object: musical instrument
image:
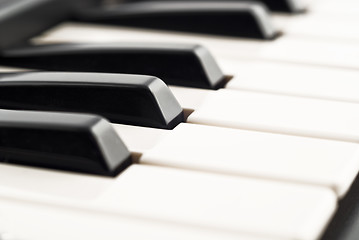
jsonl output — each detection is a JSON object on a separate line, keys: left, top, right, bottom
{"left": 0, "top": 0, "right": 358, "bottom": 239}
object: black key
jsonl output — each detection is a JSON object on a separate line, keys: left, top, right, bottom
{"left": 74, "top": 1, "right": 279, "bottom": 39}
{"left": 0, "top": 0, "right": 76, "bottom": 50}
{"left": 0, "top": 72, "right": 184, "bottom": 129}
{"left": 0, "top": 110, "right": 132, "bottom": 176}
{"left": 252, "top": 0, "right": 306, "bottom": 13}
{"left": 116, "top": 0, "right": 306, "bottom": 13}
{"left": 0, "top": 43, "right": 226, "bottom": 89}
{"left": 320, "top": 173, "right": 359, "bottom": 240}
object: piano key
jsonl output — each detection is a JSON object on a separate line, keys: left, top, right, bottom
{"left": 308, "top": 0, "right": 359, "bottom": 18}
{"left": 0, "top": 42, "right": 227, "bottom": 89}
{"left": 271, "top": 14, "right": 359, "bottom": 42}
{"left": 115, "top": 123, "right": 359, "bottom": 197}
{"left": 0, "top": 232, "right": 18, "bottom": 240}
{"left": 319, "top": 174, "right": 359, "bottom": 240}
{"left": 221, "top": 59, "right": 359, "bottom": 104}
{"left": 0, "top": 197, "right": 273, "bottom": 240}
{"left": 0, "top": 0, "right": 76, "bottom": 50}
{"left": 0, "top": 71, "right": 184, "bottom": 129}
{"left": 35, "top": 23, "right": 359, "bottom": 70}
{"left": 255, "top": 0, "right": 307, "bottom": 12}
{"left": 0, "top": 163, "right": 337, "bottom": 240}
{"left": 168, "top": 88, "right": 359, "bottom": 143}
{"left": 74, "top": 1, "right": 278, "bottom": 39}
{"left": 0, "top": 110, "right": 132, "bottom": 176}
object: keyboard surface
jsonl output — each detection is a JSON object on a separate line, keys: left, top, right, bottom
{"left": 1, "top": 0, "right": 359, "bottom": 239}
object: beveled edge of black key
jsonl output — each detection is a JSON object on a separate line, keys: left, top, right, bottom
{"left": 0, "top": 42, "right": 227, "bottom": 89}
{"left": 0, "top": 71, "right": 184, "bottom": 129}
{"left": 0, "top": 109, "right": 132, "bottom": 176}
{"left": 75, "top": 1, "right": 279, "bottom": 39}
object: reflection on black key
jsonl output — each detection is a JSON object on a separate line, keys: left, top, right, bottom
{"left": 0, "top": 72, "right": 184, "bottom": 129}
{"left": 0, "top": 0, "right": 75, "bottom": 49}
{"left": 0, "top": 43, "right": 226, "bottom": 89}
{"left": 117, "top": 0, "right": 306, "bottom": 13}
{"left": 0, "top": 110, "right": 132, "bottom": 176}
{"left": 74, "top": 1, "right": 278, "bottom": 39}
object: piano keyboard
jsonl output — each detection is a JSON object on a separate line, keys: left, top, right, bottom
{"left": 0, "top": 0, "right": 359, "bottom": 239}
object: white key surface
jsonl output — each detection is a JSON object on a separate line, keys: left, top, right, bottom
{"left": 222, "top": 59, "right": 359, "bottom": 104}
{"left": 140, "top": 123, "right": 359, "bottom": 197}
{"left": 0, "top": 164, "right": 336, "bottom": 240}
{"left": 185, "top": 89, "right": 359, "bottom": 143}
{"left": 273, "top": 14, "right": 359, "bottom": 42}
{"left": 0, "top": 196, "right": 267, "bottom": 240}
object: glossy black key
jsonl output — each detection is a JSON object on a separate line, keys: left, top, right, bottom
{"left": 0, "top": 110, "right": 132, "bottom": 176}
{"left": 0, "top": 43, "right": 226, "bottom": 89}
{"left": 0, "top": 72, "right": 184, "bottom": 129}
{"left": 117, "top": 0, "right": 307, "bottom": 13}
{"left": 74, "top": 1, "right": 278, "bottom": 39}
{"left": 253, "top": 0, "right": 306, "bottom": 13}
{"left": 0, "top": 0, "right": 75, "bottom": 50}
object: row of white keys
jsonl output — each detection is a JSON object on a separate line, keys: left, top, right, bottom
{"left": 115, "top": 123, "right": 359, "bottom": 197}
{"left": 0, "top": 163, "right": 336, "bottom": 240}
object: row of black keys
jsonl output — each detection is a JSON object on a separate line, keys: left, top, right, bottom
{"left": 0, "top": 72, "right": 179, "bottom": 177}
{"left": 0, "top": 0, "right": 305, "bottom": 175}
{"left": 0, "top": 0, "right": 304, "bottom": 177}
{"left": 0, "top": 0, "right": 302, "bottom": 51}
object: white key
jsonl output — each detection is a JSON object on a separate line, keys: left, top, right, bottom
{"left": 0, "top": 196, "right": 265, "bottom": 240}
{"left": 272, "top": 14, "right": 359, "bottom": 42}
{"left": 258, "top": 37, "right": 359, "bottom": 69}
{"left": 0, "top": 164, "right": 336, "bottom": 240}
{"left": 177, "top": 89, "right": 359, "bottom": 143}
{"left": 95, "top": 165, "right": 337, "bottom": 240}
{"left": 309, "top": 0, "right": 359, "bottom": 17}
{"left": 137, "top": 123, "right": 359, "bottom": 197}
{"left": 222, "top": 59, "right": 359, "bottom": 104}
